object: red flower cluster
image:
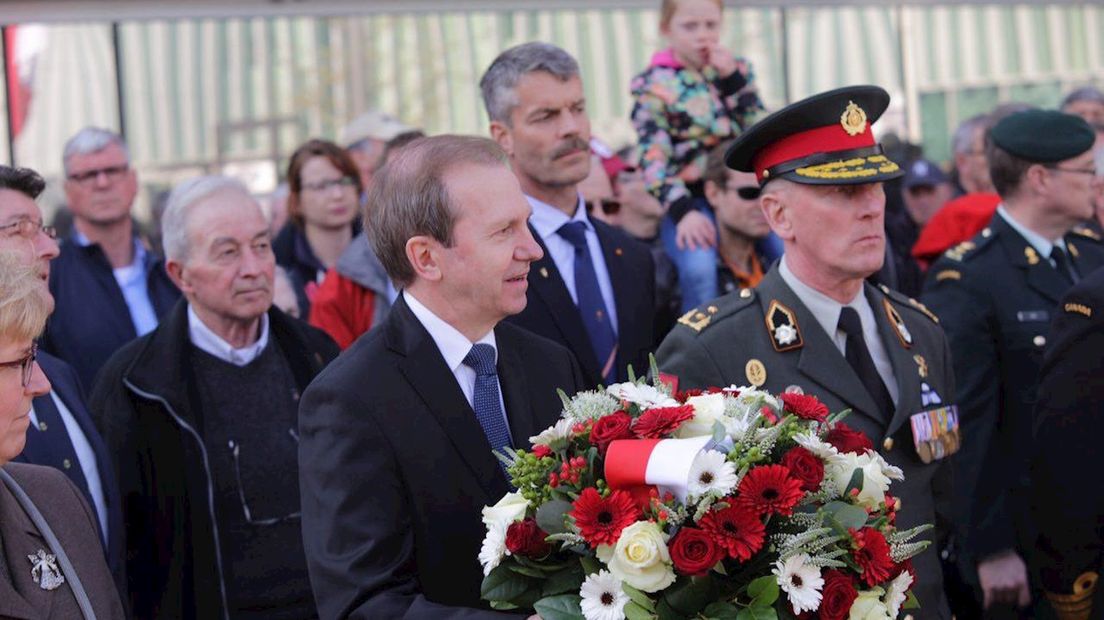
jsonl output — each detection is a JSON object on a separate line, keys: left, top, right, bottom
{"left": 632, "top": 405, "right": 695, "bottom": 439}
{"left": 736, "top": 464, "right": 805, "bottom": 516}
{"left": 505, "top": 519, "right": 551, "bottom": 558}
{"left": 570, "top": 488, "right": 638, "bottom": 548}
{"left": 589, "top": 412, "right": 633, "bottom": 454}
{"left": 668, "top": 527, "right": 723, "bottom": 576}
{"left": 549, "top": 456, "right": 588, "bottom": 488}
{"left": 698, "top": 504, "right": 765, "bottom": 561}
{"left": 825, "top": 422, "right": 873, "bottom": 454}
{"left": 531, "top": 444, "right": 552, "bottom": 459}
{"left": 851, "top": 527, "right": 896, "bottom": 587}
{"left": 780, "top": 447, "right": 824, "bottom": 492}
{"left": 819, "top": 569, "right": 859, "bottom": 620}
{"left": 780, "top": 393, "right": 829, "bottom": 422}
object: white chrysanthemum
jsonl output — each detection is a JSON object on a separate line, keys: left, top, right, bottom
{"left": 826, "top": 452, "right": 892, "bottom": 509}
{"left": 579, "top": 570, "right": 631, "bottom": 620}
{"left": 687, "top": 450, "right": 738, "bottom": 497}
{"left": 565, "top": 390, "right": 622, "bottom": 422}
{"left": 884, "top": 570, "right": 914, "bottom": 616}
{"left": 773, "top": 553, "right": 824, "bottom": 615}
{"left": 478, "top": 519, "right": 508, "bottom": 576}
{"left": 730, "top": 386, "right": 782, "bottom": 411}
{"left": 793, "top": 432, "right": 840, "bottom": 460}
{"left": 870, "top": 451, "right": 905, "bottom": 481}
{"left": 606, "top": 382, "right": 678, "bottom": 408}
{"left": 529, "top": 417, "right": 574, "bottom": 448}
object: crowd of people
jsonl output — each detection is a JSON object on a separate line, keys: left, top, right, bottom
{"left": 1, "top": 0, "right": 1103, "bottom": 618}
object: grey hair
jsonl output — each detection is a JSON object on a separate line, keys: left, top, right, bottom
{"left": 161, "top": 175, "right": 255, "bottom": 263}
{"left": 62, "top": 127, "right": 130, "bottom": 174}
{"left": 1062, "top": 86, "right": 1104, "bottom": 110}
{"left": 479, "top": 42, "right": 580, "bottom": 124}
{"left": 951, "top": 114, "right": 990, "bottom": 155}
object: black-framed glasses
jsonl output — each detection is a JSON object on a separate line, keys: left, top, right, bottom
{"left": 726, "top": 185, "right": 761, "bottom": 200}
{"left": 227, "top": 429, "right": 302, "bottom": 526}
{"left": 585, "top": 198, "right": 621, "bottom": 215}
{"left": 66, "top": 164, "right": 129, "bottom": 185}
{"left": 1046, "top": 166, "right": 1098, "bottom": 177}
{"left": 301, "top": 176, "right": 357, "bottom": 193}
{"left": 0, "top": 342, "right": 37, "bottom": 387}
{"left": 0, "top": 219, "right": 57, "bottom": 240}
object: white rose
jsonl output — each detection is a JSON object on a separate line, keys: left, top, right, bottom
{"left": 604, "top": 521, "right": 676, "bottom": 593}
{"left": 481, "top": 492, "right": 528, "bottom": 527}
{"left": 827, "top": 452, "right": 891, "bottom": 508}
{"left": 675, "top": 393, "right": 726, "bottom": 438}
{"left": 850, "top": 588, "right": 891, "bottom": 620}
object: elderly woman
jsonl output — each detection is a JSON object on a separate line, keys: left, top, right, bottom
{"left": 0, "top": 254, "right": 125, "bottom": 619}
{"left": 274, "top": 139, "right": 363, "bottom": 318}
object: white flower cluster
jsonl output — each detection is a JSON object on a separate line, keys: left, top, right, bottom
{"left": 606, "top": 381, "right": 678, "bottom": 408}
{"left": 562, "top": 390, "right": 622, "bottom": 423}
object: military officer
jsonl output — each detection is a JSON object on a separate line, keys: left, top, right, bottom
{"left": 1030, "top": 265, "right": 1104, "bottom": 620}
{"left": 921, "top": 109, "right": 1104, "bottom": 617}
{"left": 657, "top": 85, "right": 956, "bottom": 620}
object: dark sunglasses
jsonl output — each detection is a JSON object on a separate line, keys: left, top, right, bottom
{"left": 728, "top": 185, "right": 761, "bottom": 200}
{"left": 586, "top": 198, "right": 621, "bottom": 215}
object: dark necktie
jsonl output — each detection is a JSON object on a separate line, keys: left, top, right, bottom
{"left": 462, "top": 344, "right": 513, "bottom": 472}
{"left": 838, "top": 307, "right": 895, "bottom": 419}
{"left": 24, "top": 394, "right": 95, "bottom": 513}
{"left": 1050, "top": 246, "right": 1079, "bottom": 284}
{"left": 556, "top": 221, "right": 618, "bottom": 383}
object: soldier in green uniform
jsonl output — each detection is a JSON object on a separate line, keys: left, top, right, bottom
{"left": 657, "top": 85, "right": 956, "bottom": 619}
{"left": 921, "top": 110, "right": 1104, "bottom": 617}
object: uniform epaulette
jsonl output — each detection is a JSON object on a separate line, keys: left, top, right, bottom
{"left": 1070, "top": 225, "right": 1102, "bottom": 241}
{"left": 676, "top": 288, "right": 757, "bottom": 334}
{"left": 877, "top": 284, "right": 940, "bottom": 324}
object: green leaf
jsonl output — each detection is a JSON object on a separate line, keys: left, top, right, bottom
{"left": 702, "top": 601, "right": 741, "bottom": 620}
{"left": 622, "top": 583, "right": 657, "bottom": 612}
{"left": 822, "top": 500, "right": 869, "bottom": 531}
{"left": 507, "top": 564, "right": 548, "bottom": 578}
{"left": 533, "top": 594, "right": 585, "bottom": 620}
{"left": 736, "top": 607, "right": 778, "bottom": 620}
{"left": 904, "top": 589, "right": 921, "bottom": 609}
{"left": 712, "top": 420, "right": 727, "bottom": 444}
{"left": 844, "top": 468, "right": 864, "bottom": 495}
{"left": 746, "top": 575, "right": 779, "bottom": 606}
{"left": 536, "top": 500, "right": 574, "bottom": 535}
{"left": 662, "top": 575, "right": 717, "bottom": 616}
{"left": 481, "top": 564, "right": 532, "bottom": 602}
{"left": 542, "top": 564, "right": 584, "bottom": 597}
{"left": 579, "top": 555, "right": 602, "bottom": 576}
{"left": 625, "top": 601, "right": 656, "bottom": 620}
{"left": 489, "top": 600, "right": 518, "bottom": 611}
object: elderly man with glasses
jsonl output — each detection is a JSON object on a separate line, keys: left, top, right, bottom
{"left": 42, "top": 127, "right": 179, "bottom": 391}
{"left": 89, "top": 176, "right": 338, "bottom": 620}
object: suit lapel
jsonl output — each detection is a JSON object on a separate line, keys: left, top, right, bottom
{"left": 390, "top": 298, "right": 510, "bottom": 499}
{"left": 0, "top": 477, "right": 51, "bottom": 619}
{"left": 992, "top": 215, "right": 1067, "bottom": 304}
{"left": 867, "top": 286, "right": 923, "bottom": 437}
{"left": 495, "top": 329, "right": 539, "bottom": 449}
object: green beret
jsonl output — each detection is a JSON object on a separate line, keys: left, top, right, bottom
{"left": 989, "top": 110, "right": 1096, "bottom": 163}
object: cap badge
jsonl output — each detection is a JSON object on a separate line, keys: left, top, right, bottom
{"left": 840, "top": 101, "right": 868, "bottom": 137}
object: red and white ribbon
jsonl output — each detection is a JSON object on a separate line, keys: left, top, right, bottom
{"left": 604, "top": 436, "right": 712, "bottom": 503}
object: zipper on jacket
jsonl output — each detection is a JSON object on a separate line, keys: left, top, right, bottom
{"left": 122, "top": 379, "right": 230, "bottom": 620}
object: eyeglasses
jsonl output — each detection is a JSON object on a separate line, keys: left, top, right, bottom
{"left": 1046, "top": 166, "right": 1098, "bottom": 177}
{"left": 726, "top": 185, "right": 762, "bottom": 200}
{"left": 0, "top": 219, "right": 57, "bottom": 240}
{"left": 66, "top": 164, "right": 129, "bottom": 185}
{"left": 585, "top": 198, "right": 621, "bottom": 215}
{"left": 301, "top": 176, "right": 357, "bottom": 193}
{"left": 227, "top": 429, "right": 302, "bottom": 526}
{"left": 0, "top": 343, "right": 37, "bottom": 388}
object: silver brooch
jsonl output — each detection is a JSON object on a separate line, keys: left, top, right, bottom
{"left": 27, "top": 549, "right": 65, "bottom": 590}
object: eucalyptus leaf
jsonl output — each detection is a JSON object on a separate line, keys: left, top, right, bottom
{"left": 536, "top": 500, "right": 574, "bottom": 535}
{"left": 625, "top": 601, "right": 657, "bottom": 620}
{"left": 481, "top": 564, "right": 533, "bottom": 603}
{"left": 822, "top": 500, "right": 869, "bottom": 531}
{"left": 533, "top": 594, "right": 585, "bottom": 620}
{"left": 844, "top": 468, "right": 864, "bottom": 495}
{"left": 622, "top": 583, "right": 657, "bottom": 612}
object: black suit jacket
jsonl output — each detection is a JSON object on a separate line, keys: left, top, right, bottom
{"left": 508, "top": 217, "right": 656, "bottom": 388}
{"left": 299, "top": 295, "right": 585, "bottom": 619}
{"left": 14, "top": 351, "right": 125, "bottom": 600}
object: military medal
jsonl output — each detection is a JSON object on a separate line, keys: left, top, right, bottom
{"left": 27, "top": 549, "right": 64, "bottom": 591}
{"left": 909, "top": 405, "right": 960, "bottom": 464}
{"left": 913, "top": 354, "right": 928, "bottom": 378}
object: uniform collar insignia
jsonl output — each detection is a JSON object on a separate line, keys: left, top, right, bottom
{"left": 765, "top": 300, "right": 803, "bottom": 352}
{"left": 882, "top": 298, "right": 913, "bottom": 348}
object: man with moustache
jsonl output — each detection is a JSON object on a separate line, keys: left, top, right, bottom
{"left": 90, "top": 177, "right": 338, "bottom": 619}
{"left": 481, "top": 42, "right": 656, "bottom": 388}
{"left": 658, "top": 86, "right": 956, "bottom": 619}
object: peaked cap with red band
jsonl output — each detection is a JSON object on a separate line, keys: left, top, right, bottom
{"left": 725, "top": 85, "right": 903, "bottom": 186}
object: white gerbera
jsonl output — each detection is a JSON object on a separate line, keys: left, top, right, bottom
{"left": 793, "top": 431, "right": 839, "bottom": 460}
{"left": 773, "top": 553, "right": 824, "bottom": 615}
{"left": 687, "top": 450, "right": 738, "bottom": 497}
{"left": 579, "top": 569, "right": 631, "bottom": 620}
{"left": 884, "top": 569, "right": 914, "bottom": 616}
{"left": 606, "top": 382, "right": 678, "bottom": 408}
{"left": 478, "top": 519, "right": 508, "bottom": 576}
{"left": 529, "top": 417, "right": 574, "bottom": 448}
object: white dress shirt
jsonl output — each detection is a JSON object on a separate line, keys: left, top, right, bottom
{"left": 187, "top": 305, "right": 271, "bottom": 366}
{"left": 996, "top": 205, "right": 1069, "bottom": 267}
{"left": 779, "top": 256, "right": 899, "bottom": 407}
{"left": 75, "top": 232, "right": 159, "bottom": 336}
{"left": 526, "top": 194, "right": 619, "bottom": 334}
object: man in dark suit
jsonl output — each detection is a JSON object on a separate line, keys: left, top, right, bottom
{"left": 922, "top": 110, "right": 1104, "bottom": 616}
{"left": 657, "top": 86, "right": 954, "bottom": 619}
{"left": 480, "top": 42, "right": 656, "bottom": 388}
{"left": 299, "top": 135, "right": 584, "bottom": 619}
{"left": 0, "top": 165, "right": 125, "bottom": 597}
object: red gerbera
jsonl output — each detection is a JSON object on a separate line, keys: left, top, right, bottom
{"left": 699, "top": 503, "right": 766, "bottom": 561}
{"left": 569, "top": 488, "right": 639, "bottom": 548}
{"left": 632, "top": 405, "right": 695, "bottom": 439}
{"left": 780, "top": 392, "right": 830, "bottom": 422}
{"left": 736, "top": 464, "right": 805, "bottom": 516}
{"left": 851, "top": 527, "right": 896, "bottom": 587}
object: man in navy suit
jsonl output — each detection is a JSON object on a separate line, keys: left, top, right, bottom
{"left": 481, "top": 42, "right": 656, "bottom": 388}
{"left": 299, "top": 135, "right": 584, "bottom": 618}
{"left": 0, "top": 165, "right": 124, "bottom": 596}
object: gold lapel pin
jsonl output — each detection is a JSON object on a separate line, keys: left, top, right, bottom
{"left": 745, "top": 359, "right": 767, "bottom": 387}
{"left": 539, "top": 267, "right": 549, "bottom": 278}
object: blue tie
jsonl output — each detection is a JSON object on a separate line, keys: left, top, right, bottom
{"left": 557, "top": 221, "right": 618, "bottom": 383}
{"left": 462, "top": 344, "right": 513, "bottom": 470}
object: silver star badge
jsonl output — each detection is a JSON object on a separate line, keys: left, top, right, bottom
{"left": 27, "top": 549, "right": 64, "bottom": 591}
{"left": 774, "top": 324, "right": 798, "bottom": 346}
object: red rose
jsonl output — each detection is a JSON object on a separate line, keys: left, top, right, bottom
{"left": 632, "top": 405, "right": 695, "bottom": 439}
{"left": 780, "top": 392, "right": 830, "bottom": 421}
{"left": 589, "top": 412, "right": 633, "bottom": 454}
{"left": 676, "top": 388, "right": 704, "bottom": 400}
{"left": 819, "top": 569, "right": 859, "bottom": 620}
{"left": 505, "top": 518, "right": 551, "bottom": 558}
{"left": 825, "top": 422, "right": 873, "bottom": 454}
{"left": 780, "top": 447, "right": 825, "bottom": 492}
{"left": 531, "top": 444, "right": 552, "bottom": 459}
{"left": 669, "top": 527, "right": 723, "bottom": 576}
{"left": 851, "top": 527, "right": 895, "bottom": 586}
